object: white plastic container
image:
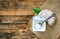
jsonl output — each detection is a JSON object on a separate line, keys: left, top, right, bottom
{"left": 32, "top": 16, "right": 46, "bottom": 32}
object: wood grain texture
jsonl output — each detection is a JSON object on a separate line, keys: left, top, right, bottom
{"left": 0, "top": 0, "right": 45, "bottom": 15}
{"left": 0, "top": 0, "right": 46, "bottom": 39}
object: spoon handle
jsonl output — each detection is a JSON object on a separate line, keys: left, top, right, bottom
{"left": 42, "top": 13, "right": 55, "bottom": 23}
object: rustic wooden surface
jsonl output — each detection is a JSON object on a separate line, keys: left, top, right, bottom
{"left": 0, "top": 0, "right": 45, "bottom": 15}
{"left": 0, "top": 0, "right": 46, "bottom": 39}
